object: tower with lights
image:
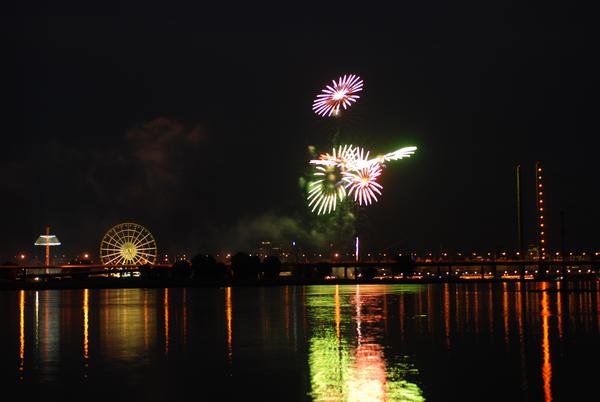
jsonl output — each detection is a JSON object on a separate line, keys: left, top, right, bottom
{"left": 34, "top": 226, "right": 61, "bottom": 269}
{"left": 535, "top": 162, "right": 546, "bottom": 259}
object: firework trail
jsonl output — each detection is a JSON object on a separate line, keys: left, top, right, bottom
{"left": 380, "top": 146, "right": 418, "bottom": 163}
{"left": 312, "top": 75, "right": 363, "bottom": 117}
{"left": 353, "top": 146, "right": 418, "bottom": 169}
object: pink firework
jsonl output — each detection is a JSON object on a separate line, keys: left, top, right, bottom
{"left": 312, "top": 74, "right": 363, "bottom": 117}
{"left": 343, "top": 162, "right": 383, "bottom": 206}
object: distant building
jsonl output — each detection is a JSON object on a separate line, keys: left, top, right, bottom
{"left": 253, "top": 240, "right": 293, "bottom": 262}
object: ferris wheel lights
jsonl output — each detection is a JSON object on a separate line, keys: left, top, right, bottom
{"left": 100, "top": 223, "right": 157, "bottom": 266}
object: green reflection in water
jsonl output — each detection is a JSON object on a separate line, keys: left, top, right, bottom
{"left": 309, "top": 335, "right": 350, "bottom": 400}
{"left": 385, "top": 359, "right": 425, "bottom": 401}
{"left": 307, "top": 285, "right": 425, "bottom": 402}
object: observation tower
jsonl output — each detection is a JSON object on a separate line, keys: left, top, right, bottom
{"left": 34, "top": 226, "right": 61, "bottom": 268}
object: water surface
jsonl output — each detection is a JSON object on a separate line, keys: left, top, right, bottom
{"left": 1, "top": 282, "right": 599, "bottom": 401}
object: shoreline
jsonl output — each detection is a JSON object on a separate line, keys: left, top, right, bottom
{"left": 1, "top": 276, "right": 598, "bottom": 291}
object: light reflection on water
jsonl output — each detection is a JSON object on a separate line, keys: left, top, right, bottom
{"left": 226, "top": 287, "right": 232, "bottom": 362}
{"left": 19, "top": 290, "right": 24, "bottom": 378}
{"left": 97, "top": 289, "right": 155, "bottom": 366}
{"left": 83, "top": 288, "right": 89, "bottom": 375}
{"left": 2, "top": 282, "right": 600, "bottom": 401}
{"left": 164, "top": 288, "right": 169, "bottom": 355}
{"left": 307, "top": 285, "right": 424, "bottom": 401}
{"left": 541, "top": 283, "right": 552, "bottom": 402}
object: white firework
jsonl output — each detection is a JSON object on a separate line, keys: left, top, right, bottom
{"left": 309, "top": 144, "right": 358, "bottom": 168}
{"left": 307, "top": 145, "right": 358, "bottom": 214}
{"left": 306, "top": 144, "right": 417, "bottom": 213}
{"left": 343, "top": 161, "right": 383, "bottom": 206}
{"left": 307, "top": 164, "right": 346, "bottom": 215}
{"left": 312, "top": 74, "right": 363, "bottom": 117}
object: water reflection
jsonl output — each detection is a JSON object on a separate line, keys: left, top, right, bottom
{"left": 44, "top": 291, "right": 59, "bottom": 375}
{"left": 503, "top": 282, "right": 510, "bottom": 344}
{"left": 284, "top": 286, "right": 290, "bottom": 339}
{"left": 164, "top": 288, "right": 169, "bottom": 355}
{"left": 541, "top": 284, "right": 553, "bottom": 402}
{"left": 556, "top": 282, "right": 563, "bottom": 340}
{"left": 96, "top": 289, "right": 155, "bottom": 366}
{"left": 226, "top": 287, "right": 233, "bottom": 362}
{"left": 3, "top": 282, "right": 599, "bottom": 401}
{"left": 516, "top": 282, "right": 528, "bottom": 397}
{"left": 34, "top": 291, "right": 39, "bottom": 352}
{"left": 19, "top": 290, "right": 24, "bottom": 379}
{"left": 144, "top": 290, "right": 149, "bottom": 349}
{"left": 83, "top": 289, "right": 89, "bottom": 370}
{"left": 443, "top": 283, "right": 450, "bottom": 349}
{"left": 488, "top": 283, "right": 494, "bottom": 338}
{"left": 597, "top": 290, "right": 600, "bottom": 334}
{"left": 183, "top": 288, "right": 187, "bottom": 349}
{"left": 473, "top": 284, "right": 479, "bottom": 340}
{"left": 307, "top": 285, "right": 425, "bottom": 401}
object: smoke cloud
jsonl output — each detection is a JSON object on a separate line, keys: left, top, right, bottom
{"left": 211, "top": 208, "right": 356, "bottom": 254}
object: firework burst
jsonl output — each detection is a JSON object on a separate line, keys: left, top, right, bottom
{"left": 310, "top": 144, "right": 357, "bottom": 168}
{"left": 306, "top": 145, "right": 358, "bottom": 214}
{"left": 312, "top": 74, "right": 363, "bottom": 117}
{"left": 342, "top": 148, "right": 384, "bottom": 206}
{"left": 307, "top": 164, "right": 346, "bottom": 215}
{"left": 306, "top": 143, "right": 416, "bottom": 214}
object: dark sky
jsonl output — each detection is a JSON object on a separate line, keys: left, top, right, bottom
{"left": 1, "top": 2, "right": 597, "bottom": 259}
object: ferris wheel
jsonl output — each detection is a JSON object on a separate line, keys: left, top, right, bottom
{"left": 99, "top": 223, "right": 157, "bottom": 266}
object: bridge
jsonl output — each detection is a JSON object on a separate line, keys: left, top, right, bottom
{"left": 1, "top": 258, "right": 598, "bottom": 283}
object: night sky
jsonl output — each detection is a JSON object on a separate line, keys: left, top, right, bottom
{"left": 1, "top": 3, "right": 596, "bottom": 259}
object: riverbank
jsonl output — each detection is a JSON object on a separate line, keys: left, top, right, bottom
{"left": 1, "top": 275, "right": 598, "bottom": 291}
